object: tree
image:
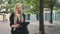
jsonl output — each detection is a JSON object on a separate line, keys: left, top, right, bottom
{"left": 25, "top": 0, "right": 39, "bottom": 14}
{"left": 44, "top": 0, "right": 57, "bottom": 23}
{"left": 0, "top": 0, "right": 2, "bottom": 4}
{"left": 39, "top": 0, "right": 45, "bottom": 34}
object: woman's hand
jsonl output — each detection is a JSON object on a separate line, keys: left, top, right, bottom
{"left": 17, "top": 24, "right": 22, "bottom": 28}
{"left": 12, "top": 24, "right": 22, "bottom": 28}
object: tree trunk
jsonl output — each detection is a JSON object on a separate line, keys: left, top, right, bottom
{"left": 39, "top": 0, "right": 45, "bottom": 34}
{"left": 50, "top": 0, "right": 53, "bottom": 23}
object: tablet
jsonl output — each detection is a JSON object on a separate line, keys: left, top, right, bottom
{"left": 19, "top": 22, "right": 30, "bottom": 26}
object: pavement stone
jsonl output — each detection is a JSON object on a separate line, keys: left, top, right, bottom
{"left": 0, "top": 21, "right": 60, "bottom": 34}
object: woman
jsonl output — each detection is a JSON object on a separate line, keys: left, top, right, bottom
{"left": 9, "top": 3, "right": 29, "bottom": 34}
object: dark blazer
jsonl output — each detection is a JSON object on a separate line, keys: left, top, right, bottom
{"left": 9, "top": 12, "right": 29, "bottom": 34}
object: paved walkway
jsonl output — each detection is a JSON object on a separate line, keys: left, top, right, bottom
{"left": 0, "top": 21, "right": 60, "bottom": 34}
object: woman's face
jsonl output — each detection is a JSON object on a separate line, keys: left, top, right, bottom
{"left": 16, "top": 5, "right": 22, "bottom": 14}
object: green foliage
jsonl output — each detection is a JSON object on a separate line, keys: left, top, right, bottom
{"left": 24, "top": 0, "right": 39, "bottom": 14}
{"left": 0, "top": 0, "right": 2, "bottom": 4}
{"left": 1, "top": 0, "right": 60, "bottom": 13}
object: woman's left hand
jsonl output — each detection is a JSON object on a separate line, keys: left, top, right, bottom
{"left": 17, "top": 24, "right": 22, "bottom": 28}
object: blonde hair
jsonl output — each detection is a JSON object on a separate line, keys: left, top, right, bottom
{"left": 13, "top": 3, "right": 24, "bottom": 30}
{"left": 14, "top": 3, "right": 22, "bottom": 14}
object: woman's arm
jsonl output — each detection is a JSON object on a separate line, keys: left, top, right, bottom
{"left": 9, "top": 12, "right": 14, "bottom": 27}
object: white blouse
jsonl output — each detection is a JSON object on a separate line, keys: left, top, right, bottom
{"left": 17, "top": 14, "right": 21, "bottom": 22}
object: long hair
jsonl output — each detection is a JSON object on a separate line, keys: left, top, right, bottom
{"left": 13, "top": 3, "right": 24, "bottom": 30}
{"left": 14, "top": 3, "right": 23, "bottom": 24}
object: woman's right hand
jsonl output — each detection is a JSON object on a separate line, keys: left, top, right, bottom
{"left": 12, "top": 24, "right": 22, "bottom": 28}
{"left": 12, "top": 25, "right": 18, "bottom": 28}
